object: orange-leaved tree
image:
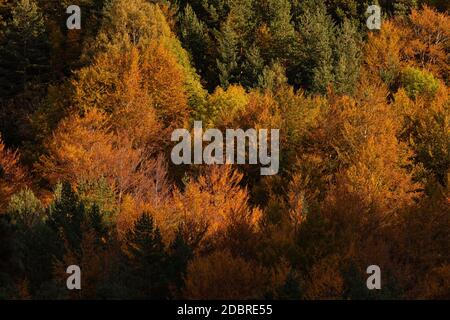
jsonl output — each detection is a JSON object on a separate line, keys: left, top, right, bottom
{"left": 0, "top": 136, "right": 29, "bottom": 211}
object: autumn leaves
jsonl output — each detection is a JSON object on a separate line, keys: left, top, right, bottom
{"left": 0, "top": 0, "right": 448, "bottom": 299}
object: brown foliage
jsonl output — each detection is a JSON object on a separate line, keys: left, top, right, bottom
{"left": 183, "top": 250, "right": 286, "bottom": 299}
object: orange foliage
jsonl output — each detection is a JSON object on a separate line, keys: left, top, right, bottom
{"left": 151, "top": 166, "right": 262, "bottom": 241}
{"left": 73, "top": 42, "right": 189, "bottom": 147}
{"left": 364, "top": 6, "right": 450, "bottom": 84}
{"left": 306, "top": 94, "right": 420, "bottom": 215}
{"left": 0, "top": 136, "right": 29, "bottom": 211}
{"left": 404, "top": 7, "right": 450, "bottom": 81}
{"left": 38, "top": 109, "right": 170, "bottom": 206}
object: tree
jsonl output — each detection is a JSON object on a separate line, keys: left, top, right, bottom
{"left": 400, "top": 66, "right": 440, "bottom": 100}
{"left": 292, "top": 3, "right": 335, "bottom": 94}
{"left": 0, "top": 0, "right": 50, "bottom": 147}
{"left": 38, "top": 109, "right": 170, "bottom": 207}
{"left": 0, "top": 135, "right": 29, "bottom": 211}
{"left": 167, "top": 166, "right": 262, "bottom": 240}
{"left": 322, "top": 95, "right": 420, "bottom": 215}
{"left": 73, "top": 44, "right": 190, "bottom": 142}
{"left": 394, "top": 87, "right": 449, "bottom": 187}
{"left": 257, "top": 62, "right": 289, "bottom": 92}
{"left": 167, "top": 225, "right": 193, "bottom": 296}
{"left": 405, "top": 7, "right": 450, "bottom": 83}
{"left": 380, "top": 0, "right": 418, "bottom": 15}
{"left": 363, "top": 20, "right": 404, "bottom": 90}
{"left": 7, "top": 188, "right": 43, "bottom": 227}
{"left": 0, "top": 0, "right": 50, "bottom": 99}
{"left": 120, "top": 212, "right": 169, "bottom": 299}
{"left": 254, "top": 0, "right": 297, "bottom": 63}
{"left": 216, "top": 15, "right": 240, "bottom": 88}
{"left": 94, "top": 0, "right": 207, "bottom": 117}
{"left": 333, "top": 19, "right": 362, "bottom": 95}
{"left": 183, "top": 249, "right": 285, "bottom": 299}
{"left": 179, "top": 4, "right": 212, "bottom": 85}
{"left": 364, "top": 6, "right": 450, "bottom": 90}
{"left": 49, "top": 182, "right": 115, "bottom": 299}
{"left": 393, "top": 188, "right": 450, "bottom": 298}
{"left": 47, "top": 183, "right": 85, "bottom": 251}
{"left": 208, "top": 85, "right": 249, "bottom": 126}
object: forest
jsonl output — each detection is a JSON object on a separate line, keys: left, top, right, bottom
{"left": 0, "top": 0, "right": 449, "bottom": 299}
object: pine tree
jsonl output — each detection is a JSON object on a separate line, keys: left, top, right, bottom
{"left": 47, "top": 183, "right": 85, "bottom": 255}
{"left": 6, "top": 188, "right": 43, "bottom": 227}
{"left": 216, "top": 16, "right": 240, "bottom": 88}
{"left": 0, "top": 0, "right": 50, "bottom": 99}
{"left": 179, "top": 4, "right": 211, "bottom": 82}
{"left": 255, "top": 0, "right": 296, "bottom": 62}
{"left": 332, "top": 19, "right": 362, "bottom": 95}
{"left": 167, "top": 225, "right": 193, "bottom": 295}
{"left": 121, "top": 212, "right": 169, "bottom": 299}
{"left": 293, "top": 3, "right": 335, "bottom": 94}
{"left": 257, "top": 62, "right": 288, "bottom": 92}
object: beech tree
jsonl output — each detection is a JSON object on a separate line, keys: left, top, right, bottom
{"left": 0, "top": 136, "right": 29, "bottom": 211}
{"left": 0, "top": 2, "right": 449, "bottom": 300}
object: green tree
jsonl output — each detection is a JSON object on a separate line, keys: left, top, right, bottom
{"left": 0, "top": 0, "right": 50, "bottom": 98}
{"left": 333, "top": 19, "right": 362, "bottom": 95}
{"left": 121, "top": 212, "right": 169, "bottom": 299}
{"left": 47, "top": 183, "right": 86, "bottom": 256}
{"left": 7, "top": 188, "right": 43, "bottom": 227}
{"left": 400, "top": 67, "right": 440, "bottom": 100}
{"left": 167, "top": 224, "right": 193, "bottom": 296}
{"left": 216, "top": 14, "right": 240, "bottom": 88}
{"left": 254, "top": 0, "right": 296, "bottom": 62}
{"left": 179, "top": 4, "right": 212, "bottom": 85}
{"left": 0, "top": 0, "right": 50, "bottom": 147}
{"left": 293, "top": 3, "right": 335, "bottom": 94}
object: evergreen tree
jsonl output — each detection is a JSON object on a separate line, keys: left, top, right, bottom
{"left": 292, "top": 3, "right": 335, "bottom": 94}
{"left": 47, "top": 183, "right": 85, "bottom": 256}
{"left": 333, "top": 19, "right": 362, "bottom": 95}
{"left": 7, "top": 188, "right": 43, "bottom": 227}
{"left": 241, "top": 45, "right": 265, "bottom": 88}
{"left": 380, "top": 0, "right": 418, "bottom": 15}
{"left": 255, "top": 0, "right": 296, "bottom": 62}
{"left": 167, "top": 225, "right": 193, "bottom": 296}
{"left": 215, "top": 14, "right": 240, "bottom": 88}
{"left": 0, "top": 214, "right": 18, "bottom": 299}
{"left": 121, "top": 212, "right": 169, "bottom": 299}
{"left": 179, "top": 4, "right": 212, "bottom": 85}
{"left": 0, "top": 0, "right": 50, "bottom": 99}
{"left": 257, "top": 62, "right": 288, "bottom": 92}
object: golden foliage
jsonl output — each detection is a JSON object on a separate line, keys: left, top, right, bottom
{"left": 73, "top": 42, "right": 188, "bottom": 149}
{"left": 151, "top": 166, "right": 262, "bottom": 242}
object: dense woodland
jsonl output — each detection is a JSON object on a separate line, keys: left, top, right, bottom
{"left": 0, "top": 0, "right": 449, "bottom": 299}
